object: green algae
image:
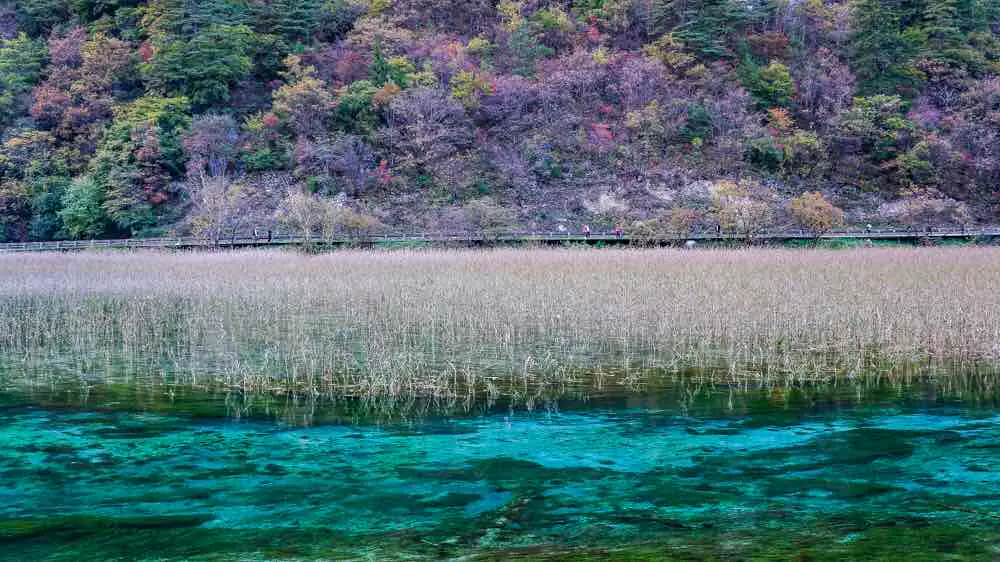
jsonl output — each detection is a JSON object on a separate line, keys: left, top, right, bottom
{"left": 1, "top": 377, "right": 999, "bottom": 560}
{"left": 0, "top": 515, "right": 213, "bottom": 540}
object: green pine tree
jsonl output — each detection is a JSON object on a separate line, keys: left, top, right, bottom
{"left": 924, "top": 0, "right": 962, "bottom": 53}
{"left": 851, "top": 0, "right": 923, "bottom": 95}
{"left": 15, "top": 0, "right": 72, "bottom": 37}
{"left": 141, "top": 25, "right": 255, "bottom": 108}
{"left": 0, "top": 33, "right": 47, "bottom": 126}
{"left": 653, "top": 0, "right": 746, "bottom": 59}
{"left": 267, "top": 0, "right": 321, "bottom": 44}
{"left": 369, "top": 38, "right": 391, "bottom": 86}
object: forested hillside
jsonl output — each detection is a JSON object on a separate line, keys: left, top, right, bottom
{"left": 0, "top": 0, "right": 998, "bottom": 241}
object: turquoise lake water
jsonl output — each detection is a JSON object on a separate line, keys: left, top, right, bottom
{"left": 1, "top": 379, "right": 999, "bottom": 560}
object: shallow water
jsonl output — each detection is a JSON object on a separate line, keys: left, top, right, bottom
{"left": 2, "top": 379, "right": 999, "bottom": 560}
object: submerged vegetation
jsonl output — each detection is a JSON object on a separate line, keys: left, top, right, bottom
{"left": 2, "top": 247, "right": 998, "bottom": 401}
{"left": 2, "top": 374, "right": 1000, "bottom": 560}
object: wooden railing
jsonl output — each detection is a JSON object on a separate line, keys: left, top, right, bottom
{"left": 1, "top": 227, "right": 998, "bottom": 253}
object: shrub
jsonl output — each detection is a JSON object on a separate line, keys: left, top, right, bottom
{"left": 709, "top": 180, "right": 777, "bottom": 238}
{"left": 788, "top": 192, "right": 845, "bottom": 235}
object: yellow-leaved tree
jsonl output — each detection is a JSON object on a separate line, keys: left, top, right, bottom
{"left": 788, "top": 191, "right": 845, "bottom": 236}
{"left": 710, "top": 180, "right": 777, "bottom": 239}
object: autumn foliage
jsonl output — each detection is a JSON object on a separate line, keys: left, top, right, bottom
{"left": 0, "top": 0, "right": 996, "bottom": 241}
{"left": 788, "top": 192, "right": 846, "bottom": 235}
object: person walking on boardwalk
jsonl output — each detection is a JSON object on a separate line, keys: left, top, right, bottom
{"left": 582, "top": 224, "right": 591, "bottom": 239}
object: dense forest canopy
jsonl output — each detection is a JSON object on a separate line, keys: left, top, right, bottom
{"left": 0, "top": 0, "right": 997, "bottom": 241}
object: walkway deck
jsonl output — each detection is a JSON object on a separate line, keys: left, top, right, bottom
{"left": 1, "top": 227, "right": 998, "bottom": 253}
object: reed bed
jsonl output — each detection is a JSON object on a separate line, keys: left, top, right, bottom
{"left": 1, "top": 247, "right": 998, "bottom": 399}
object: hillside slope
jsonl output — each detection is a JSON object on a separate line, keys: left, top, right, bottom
{"left": 0, "top": 0, "right": 998, "bottom": 241}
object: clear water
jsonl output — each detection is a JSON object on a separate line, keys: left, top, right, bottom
{"left": 2, "top": 379, "right": 999, "bottom": 560}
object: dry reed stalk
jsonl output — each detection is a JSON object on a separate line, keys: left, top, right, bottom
{"left": 1, "top": 247, "right": 998, "bottom": 399}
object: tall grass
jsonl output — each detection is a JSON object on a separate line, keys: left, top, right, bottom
{"left": 1, "top": 248, "right": 998, "bottom": 399}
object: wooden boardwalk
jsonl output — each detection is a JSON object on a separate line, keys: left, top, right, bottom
{"left": 1, "top": 227, "right": 998, "bottom": 253}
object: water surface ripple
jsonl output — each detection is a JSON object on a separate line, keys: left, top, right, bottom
{"left": 2, "top": 382, "right": 999, "bottom": 560}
